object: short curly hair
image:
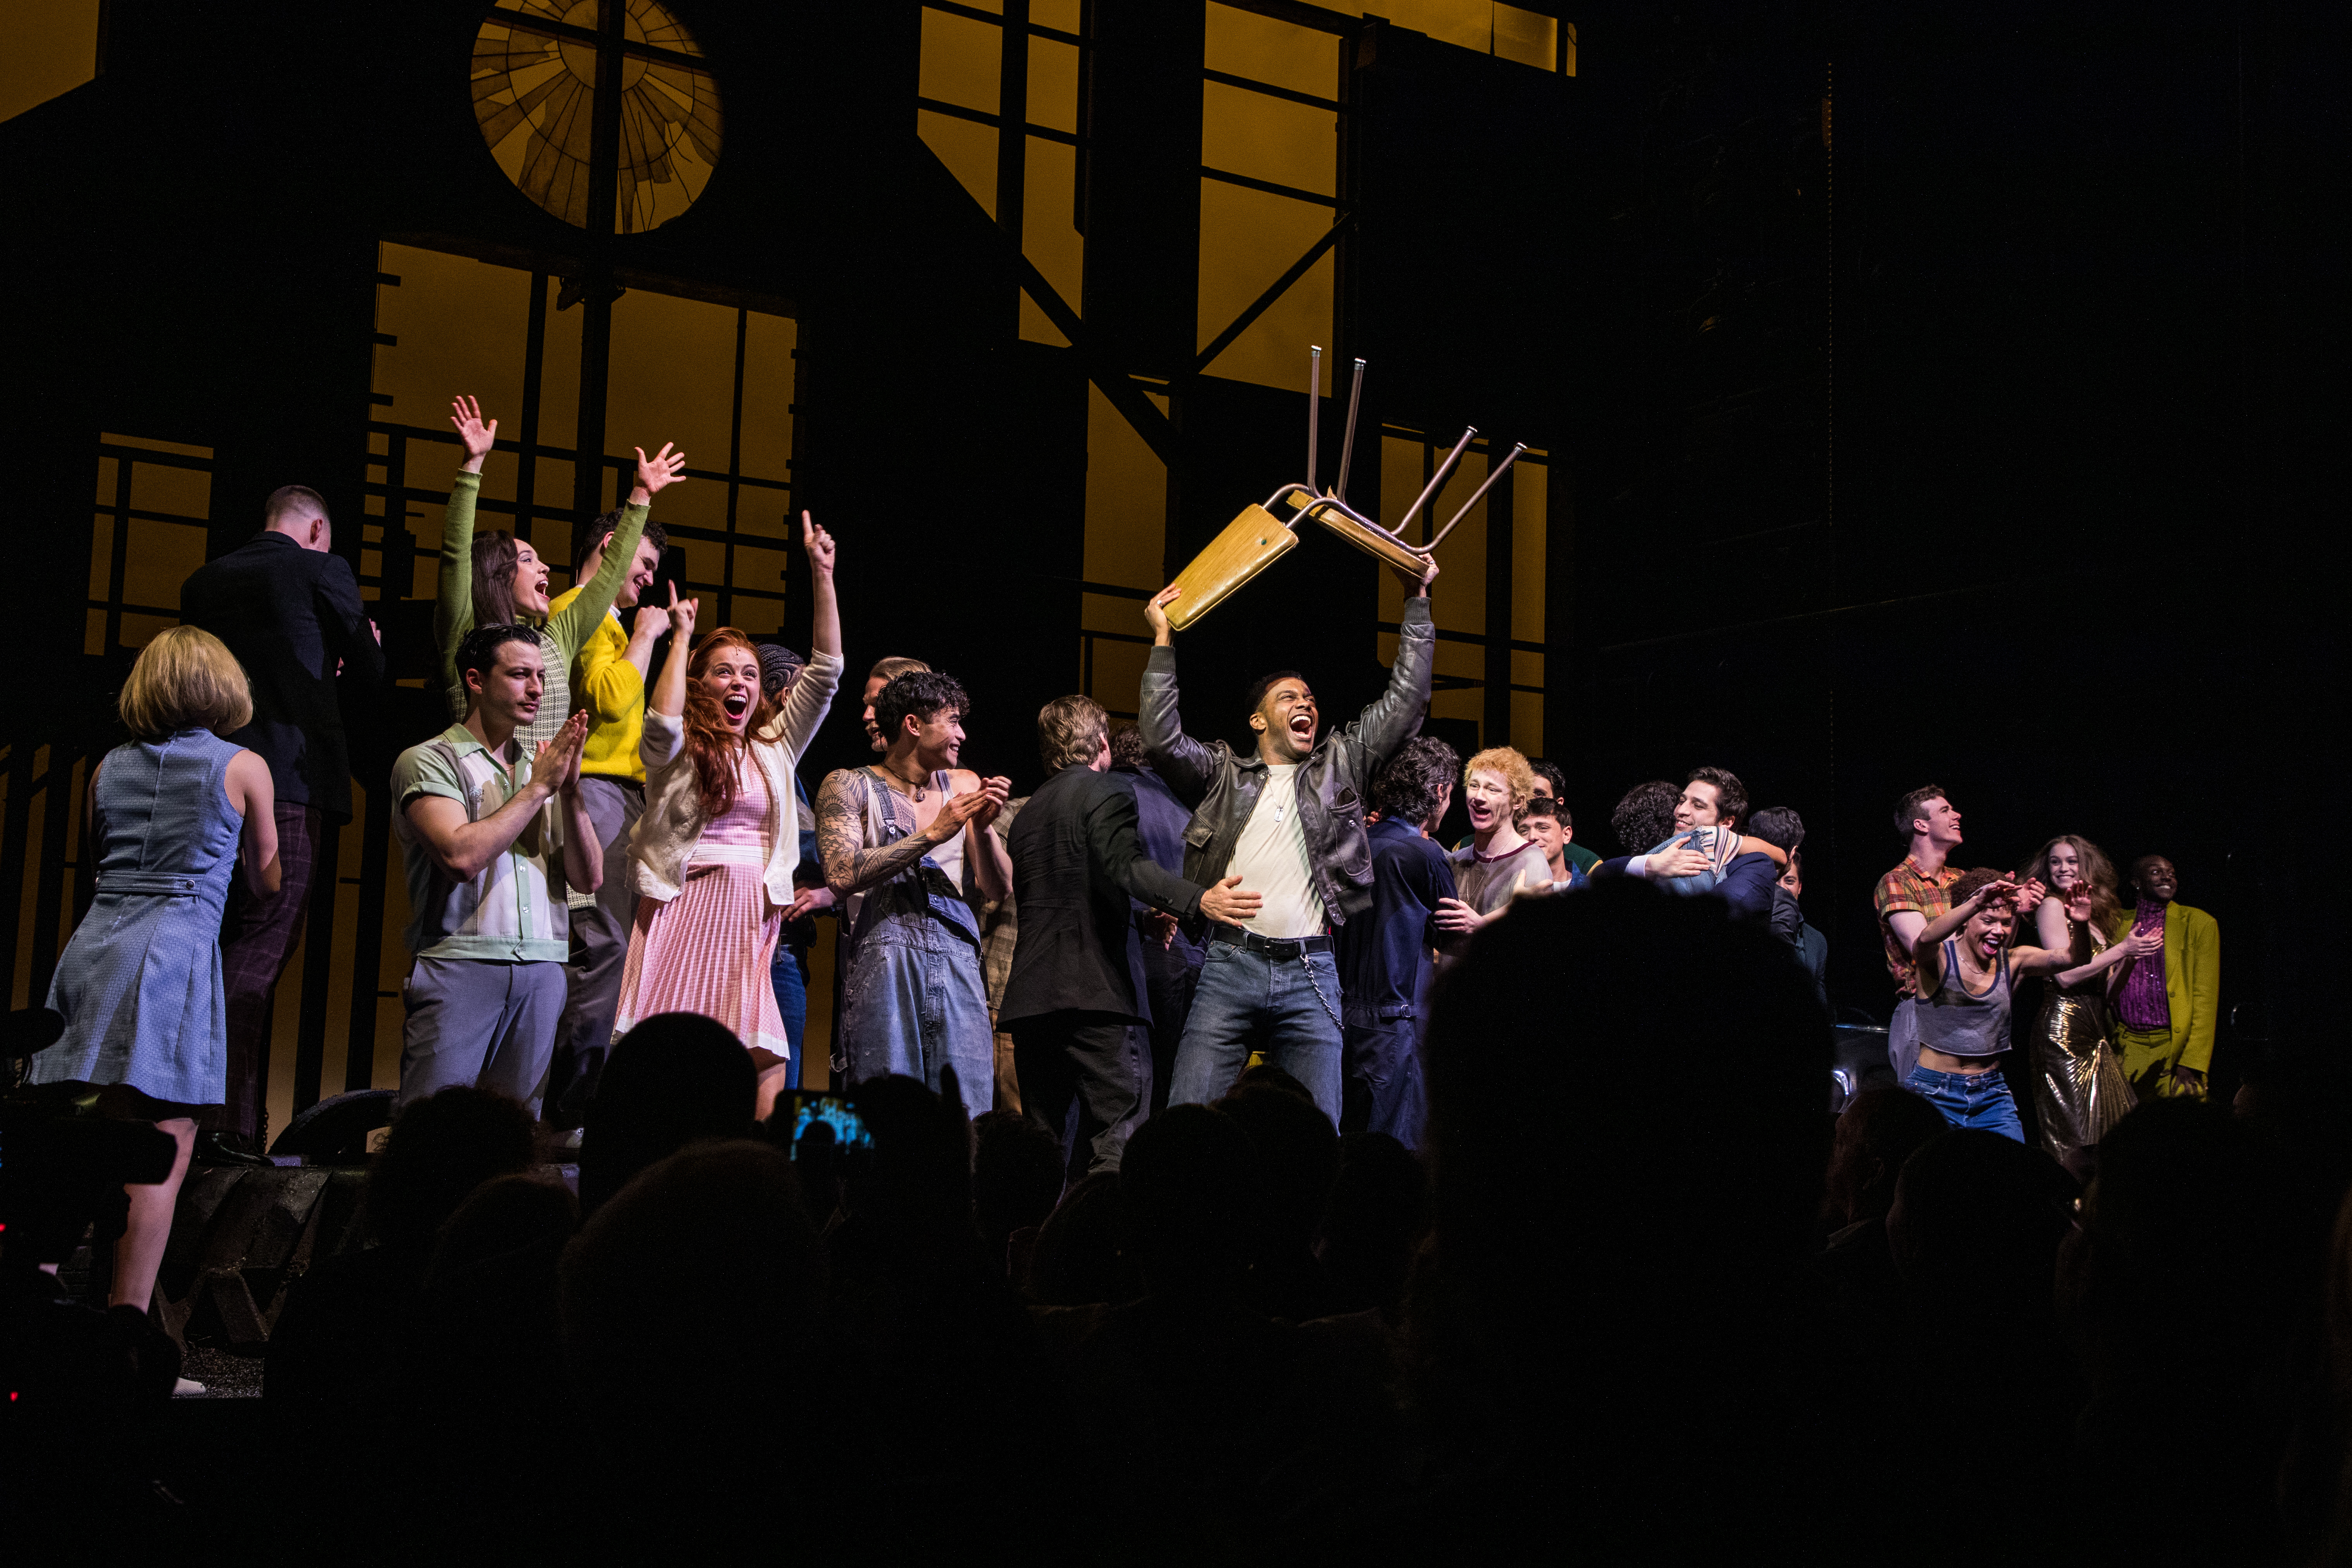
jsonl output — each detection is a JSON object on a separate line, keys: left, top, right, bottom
{"left": 1370, "top": 736, "right": 1459, "bottom": 825}
{"left": 1611, "top": 781, "right": 1680, "bottom": 855}
{"left": 1947, "top": 867, "right": 2015, "bottom": 909}
{"left": 874, "top": 670, "right": 970, "bottom": 744}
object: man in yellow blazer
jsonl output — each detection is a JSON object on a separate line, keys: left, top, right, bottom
{"left": 2109, "top": 855, "right": 2220, "bottom": 1099}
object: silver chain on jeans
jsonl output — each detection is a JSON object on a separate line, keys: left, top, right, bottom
{"left": 1301, "top": 950, "right": 1342, "bottom": 1032}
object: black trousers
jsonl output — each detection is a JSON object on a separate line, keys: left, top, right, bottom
{"left": 1012, "top": 1010, "right": 1150, "bottom": 1179}
{"left": 1140, "top": 937, "right": 1202, "bottom": 1120}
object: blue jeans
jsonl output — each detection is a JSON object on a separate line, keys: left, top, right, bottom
{"left": 1906, "top": 1064, "right": 2025, "bottom": 1142}
{"left": 839, "top": 920, "right": 994, "bottom": 1115}
{"left": 769, "top": 941, "right": 808, "bottom": 1091}
{"left": 1167, "top": 943, "right": 1343, "bottom": 1123}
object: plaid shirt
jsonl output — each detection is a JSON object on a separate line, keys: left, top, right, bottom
{"left": 1874, "top": 855, "right": 1961, "bottom": 997}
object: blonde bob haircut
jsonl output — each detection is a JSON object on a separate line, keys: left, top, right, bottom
{"left": 1037, "top": 693, "right": 1110, "bottom": 772}
{"left": 1463, "top": 746, "right": 1538, "bottom": 824}
{"left": 117, "top": 625, "right": 254, "bottom": 741}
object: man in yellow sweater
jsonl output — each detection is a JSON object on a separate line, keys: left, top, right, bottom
{"left": 543, "top": 507, "right": 669, "bottom": 1129}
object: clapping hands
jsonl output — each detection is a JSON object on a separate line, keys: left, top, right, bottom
{"left": 530, "top": 711, "right": 590, "bottom": 795}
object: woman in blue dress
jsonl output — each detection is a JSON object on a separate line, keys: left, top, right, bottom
{"left": 28, "top": 626, "right": 281, "bottom": 1316}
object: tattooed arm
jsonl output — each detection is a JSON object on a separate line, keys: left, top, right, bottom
{"left": 816, "top": 768, "right": 995, "bottom": 897}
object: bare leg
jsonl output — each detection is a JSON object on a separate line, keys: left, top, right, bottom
{"left": 111, "top": 1117, "right": 196, "bottom": 1313}
{"left": 751, "top": 1052, "right": 794, "bottom": 1124}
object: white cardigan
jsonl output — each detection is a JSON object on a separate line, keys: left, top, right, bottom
{"left": 627, "top": 649, "right": 843, "bottom": 905}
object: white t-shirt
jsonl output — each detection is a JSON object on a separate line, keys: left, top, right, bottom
{"left": 1227, "top": 764, "right": 1325, "bottom": 938}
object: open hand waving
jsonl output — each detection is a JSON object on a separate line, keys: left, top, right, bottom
{"left": 450, "top": 395, "right": 498, "bottom": 473}
{"left": 634, "top": 443, "right": 688, "bottom": 500}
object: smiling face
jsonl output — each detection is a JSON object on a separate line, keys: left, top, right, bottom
{"left": 1674, "top": 780, "right": 1723, "bottom": 831}
{"left": 2045, "top": 841, "right": 2083, "bottom": 892}
{"left": 1962, "top": 899, "right": 2016, "bottom": 961}
{"left": 697, "top": 643, "right": 762, "bottom": 734}
{"left": 1251, "top": 678, "right": 1319, "bottom": 763}
{"left": 467, "top": 637, "right": 545, "bottom": 734}
{"left": 613, "top": 537, "right": 662, "bottom": 610}
{"left": 1463, "top": 767, "right": 1516, "bottom": 836}
{"left": 903, "top": 705, "right": 965, "bottom": 771}
{"left": 1913, "top": 795, "right": 1963, "bottom": 848}
{"left": 508, "top": 541, "right": 552, "bottom": 619}
{"left": 2135, "top": 856, "right": 2178, "bottom": 903}
{"left": 1525, "top": 812, "right": 1566, "bottom": 868}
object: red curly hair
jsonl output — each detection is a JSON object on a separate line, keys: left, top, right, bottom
{"left": 681, "top": 628, "right": 779, "bottom": 818}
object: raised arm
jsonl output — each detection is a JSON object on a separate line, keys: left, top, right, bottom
{"left": 547, "top": 443, "right": 680, "bottom": 657}
{"left": 815, "top": 768, "right": 991, "bottom": 897}
{"left": 1346, "top": 560, "right": 1441, "bottom": 774}
{"left": 436, "top": 396, "right": 496, "bottom": 674}
{"left": 803, "top": 511, "right": 840, "bottom": 662}
{"left": 647, "top": 588, "right": 699, "bottom": 722}
{"left": 1138, "top": 586, "right": 1218, "bottom": 802}
{"left": 1915, "top": 882, "right": 1998, "bottom": 951}
{"left": 765, "top": 514, "right": 842, "bottom": 759}
{"left": 2033, "top": 896, "right": 2072, "bottom": 953}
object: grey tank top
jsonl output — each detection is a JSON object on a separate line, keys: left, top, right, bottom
{"left": 1916, "top": 939, "right": 2012, "bottom": 1059}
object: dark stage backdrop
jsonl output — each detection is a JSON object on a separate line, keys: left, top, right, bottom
{"left": 2, "top": 0, "right": 2342, "bottom": 1129}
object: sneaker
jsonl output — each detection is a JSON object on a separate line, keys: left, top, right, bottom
{"left": 171, "top": 1377, "right": 208, "bottom": 1398}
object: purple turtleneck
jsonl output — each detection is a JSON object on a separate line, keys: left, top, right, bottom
{"left": 2117, "top": 899, "right": 2170, "bottom": 1030}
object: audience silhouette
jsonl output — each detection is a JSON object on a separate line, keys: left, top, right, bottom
{"left": 28, "top": 877, "right": 2350, "bottom": 1567}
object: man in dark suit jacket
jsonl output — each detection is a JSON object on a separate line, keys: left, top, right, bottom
{"left": 1002, "top": 698, "right": 1256, "bottom": 1177}
{"left": 181, "top": 483, "right": 384, "bottom": 1147}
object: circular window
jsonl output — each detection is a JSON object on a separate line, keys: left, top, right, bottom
{"left": 472, "top": 0, "right": 723, "bottom": 234}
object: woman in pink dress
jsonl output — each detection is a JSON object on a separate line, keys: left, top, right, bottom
{"left": 613, "top": 513, "right": 843, "bottom": 1117}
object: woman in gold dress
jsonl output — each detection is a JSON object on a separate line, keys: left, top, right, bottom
{"left": 2018, "top": 834, "right": 2154, "bottom": 1175}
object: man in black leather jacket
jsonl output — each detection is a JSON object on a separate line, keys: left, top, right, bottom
{"left": 1136, "top": 559, "right": 1437, "bottom": 1120}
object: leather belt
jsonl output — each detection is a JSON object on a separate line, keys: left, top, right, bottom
{"left": 1210, "top": 926, "right": 1332, "bottom": 961}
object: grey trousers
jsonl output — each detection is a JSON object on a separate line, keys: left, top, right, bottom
{"left": 398, "top": 957, "right": 567, "bottom": 1117}
{"left": 1888, "top": 998, "right": 1922, "bottom": 1084}
{"left": 547, "top": 777, "right": 644, "bottom": 1127}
